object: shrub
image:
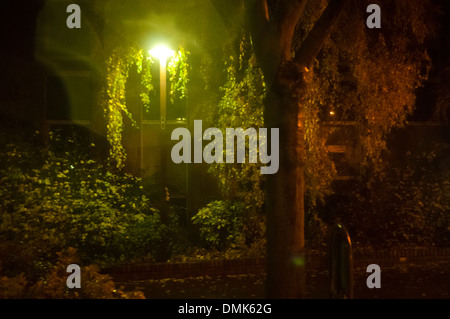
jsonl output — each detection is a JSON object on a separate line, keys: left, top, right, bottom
{"left": 192, "top": 200, "right": 265, "bottom": 252}
{"left": 329, "top": 142, "right": 450, "bottom": 247}
{"left": 0, "top": 129, "right": 167, "bottom": 279}
{"left": 0, "top": 248, "right": 145, "bottom": 299}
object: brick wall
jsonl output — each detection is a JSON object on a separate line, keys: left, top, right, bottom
{"left": 103, "top": 247, "right": 450, "bottom": 281}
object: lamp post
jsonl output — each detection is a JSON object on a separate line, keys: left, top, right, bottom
{"left": 149, "top": 45, "right": 175, "bottom": 130}
{"left": 148, "top": 45, "right": 175, "bottom": 218}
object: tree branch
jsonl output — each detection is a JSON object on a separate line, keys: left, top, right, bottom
{"left": 294, "top": 0, "right": 348, "bottom": 68}
{"left": 244, "top": 0, "right": 281, "bottom": 80}
{"left": 277, "top": 0, "right": 308, "bottom": 61}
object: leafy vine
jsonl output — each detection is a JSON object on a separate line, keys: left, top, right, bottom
{"left": 168, "top": 47, "right": 190, "bottom": 104}
{"left": 209, "top": 34, "right": 266, "bottom": 210}
{"left": 102, "top": 46, "right": 189, "bottom": 170}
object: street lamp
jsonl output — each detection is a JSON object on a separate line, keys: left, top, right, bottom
{"left": 149, "top": 45, "right": 175, "bottom": 130}
{"left": 147, "top": 45, "right": 175, "bottom": 209}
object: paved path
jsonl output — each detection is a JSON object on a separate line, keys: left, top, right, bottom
{"left": 116, "top": 260, "right": 450, "bottom": 299}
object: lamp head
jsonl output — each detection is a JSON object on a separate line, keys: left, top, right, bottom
{"left": 149, "top": 45, "right": 175, "bottom": 61}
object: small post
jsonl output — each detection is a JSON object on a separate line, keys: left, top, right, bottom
{"left": 329, "top": 223, "right": 353, "bottom": 299}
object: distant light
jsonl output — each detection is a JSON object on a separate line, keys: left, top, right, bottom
{"left": 149, "top": 45, "right": 175, "bottom": 61}
{"left": 329, "top": 111, "right": 335, "bottom": 116}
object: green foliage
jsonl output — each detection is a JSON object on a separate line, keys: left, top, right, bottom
{"left": 138, "top": 49, "right": 155, "bottom": 113}
{"left": 192, "top": 200, "right": 265, "bottom": 252}
{"left": 192, "top": 201, "right": 242, "bottom": 249}
{"left": 0, "top": 130, "right": 167, "bottom": 279}
{"left": 103, "top": 47, "right": 145, "bottom": 169}
{"left": 209, "top": 34, "right": 266, "bottom": 210}
{"left": 168, "top": 46, "right": 190, "bottom": 104}
{"left": 199, "top": 35, "right": 266, "bottom": 254}
{"left": 102, "top": 45, "right": 189, "bottom": 169}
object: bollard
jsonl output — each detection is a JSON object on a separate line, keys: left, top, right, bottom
{"left": 328, "top": 223, "right": 354, "bottom": 299}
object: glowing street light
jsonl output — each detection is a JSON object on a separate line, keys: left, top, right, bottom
{"left": 149, "top": 45, "right": 175, "bottom": 62}
{"left": 149, "top": 45, "right": 175, "bottom": 130}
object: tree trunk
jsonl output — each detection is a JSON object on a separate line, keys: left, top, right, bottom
{"left": 265, "top": 68, "right": 306, "bottom": 298}
{"left": 242, "top": 0, "right": 348, "bottom": 299}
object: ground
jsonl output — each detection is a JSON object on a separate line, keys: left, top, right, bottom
{"left": 116, "top": 260, "right": 450, "bottom": 299}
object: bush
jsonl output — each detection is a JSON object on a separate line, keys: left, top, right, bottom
{"left": 329, "top": 142, "right": 450, "bottom": 247}
{"left": 192, "top": 200, "right": 265, "bottom": 252}
{"left": 0, "top": 248, "right": 145, "bottom": 299}
{"left": 0, "top": 129, "right": 167, "bottom": 279}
